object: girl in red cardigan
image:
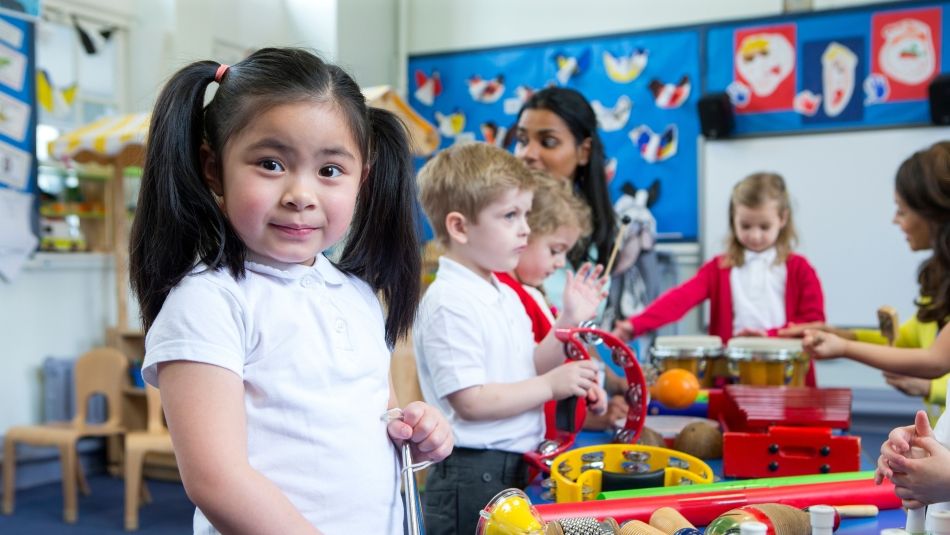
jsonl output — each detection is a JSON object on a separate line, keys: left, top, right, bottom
{"left": 613, "top": 172, "right": 825, "bottom": 386}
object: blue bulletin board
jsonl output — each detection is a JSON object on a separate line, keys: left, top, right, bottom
{"left": 409, "top": 30, "right": 702, "bottom": 241}
{"left": 0, "top": 12, "right": 35, "bottom": 195}
{"left": 706, "top": 0, "right": 950, "bottom": 135}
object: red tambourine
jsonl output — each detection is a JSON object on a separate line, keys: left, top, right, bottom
{"left": 554, "top": 327, "right": 647, "bottom": 444}
{"left": 524, "top": 327, "right": 648, "bottom": 482}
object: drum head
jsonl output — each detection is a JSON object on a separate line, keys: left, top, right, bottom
{"left": 726, "top": 337, "right": 803, "bottom": 361}
{"left": 651, "top": 335, "right": 724, "bottom": 358}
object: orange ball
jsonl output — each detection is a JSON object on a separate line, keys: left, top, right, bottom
{"left": 652, "top": 368, "right": 700, "bottom": 409}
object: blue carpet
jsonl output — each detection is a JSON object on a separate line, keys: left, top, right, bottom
{"left": 0, "top": 475, "right": 194, "bottom": 534}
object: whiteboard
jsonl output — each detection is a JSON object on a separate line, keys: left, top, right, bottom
{"left": 702, "top": 126, "right": 948, "bottom": 327}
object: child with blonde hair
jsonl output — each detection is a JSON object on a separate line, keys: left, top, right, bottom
{"left": 614, "top": 172, "right": 825, "bottom": 386}
{"left": 415, "top": 143, "right": 606, "bottom": 534}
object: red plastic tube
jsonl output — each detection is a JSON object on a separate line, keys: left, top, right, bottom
{"left": 536, "top": 477, "right": 902, "bottom": 526}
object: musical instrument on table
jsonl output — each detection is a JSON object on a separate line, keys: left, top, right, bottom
{"left": 547, "top": 444, "right": 713, "bottom": 503}
{"left": 650, "top": 335, "right": 726, "bottom": 388}
{"left": 726, "top": 337, "right": 809, "bottom": 387}
{"left": 526, "top": 327, "right": 648, "bottom": 480}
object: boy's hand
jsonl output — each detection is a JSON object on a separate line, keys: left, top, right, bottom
{"left": 561, "top": 263, "right": 608, "bottom": 325}
{"left": 605, "top": 394, "right": 629, "bottom": 423}
{"left": 612, "top": 320, "right": 634, "bottom": 342}
{"left": 802, "top": 329, "right": 848, "bottom": 359}
{"left": 387, "top": 401, "right": 454, "bottom": 463}
{"left": 543, "top": 360, "right": 600, "bottom": 401}
{"left": 586, "top": 385, "right": 609, "bottom": 415}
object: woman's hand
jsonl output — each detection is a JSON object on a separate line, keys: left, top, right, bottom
{"left": 883, "top": 372, "right": 932, "bottom": 398}
{"left": 561, "top": 263, "right": 608, "bottom": 325}
{"left": 387, "top": 401, "right": 454, "bottom": 464}
{"left": 779, "top": 322, "right": 856, "bottom": 340}
{"left": 802, "top": 329, "right": 849, "bottom": 359}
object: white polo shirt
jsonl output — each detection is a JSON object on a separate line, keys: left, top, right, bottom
{"left": 731, "top": 247, "right": 787, "bottom": 333}
{"left": 414, "top": 256, "right": 543, "bottom": 453}
{"left": 142, "top": 255, "right": 402, "bottom": 535}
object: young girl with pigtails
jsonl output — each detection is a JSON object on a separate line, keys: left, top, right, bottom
{"left": 130, "top": 48, "right": 452, "bottom": 534}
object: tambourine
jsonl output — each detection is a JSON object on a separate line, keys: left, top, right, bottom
{"left": 524, "top": 327, "right": 648, "bottom": 480}
{"left": 548, "top": 444, "right": 714, "bottom": 503}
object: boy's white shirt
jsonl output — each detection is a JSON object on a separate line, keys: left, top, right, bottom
{"left": 142, "top": 255, "right": 403, "bottom": 535}
{"left": 414, "top": 256, "right": 544, "bottom": 453}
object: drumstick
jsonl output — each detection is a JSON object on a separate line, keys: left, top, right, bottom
{"left": 877, "top": 306, "right": 899, "bottom": 347}
{"left": 605, "top": 215, "right": 633, "bottom": 276}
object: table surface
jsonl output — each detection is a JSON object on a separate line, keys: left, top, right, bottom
{"left": 525, "top": 429, "right": 908, "bottom": 534}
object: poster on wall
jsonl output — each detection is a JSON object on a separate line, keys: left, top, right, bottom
{"left": 409, "top": 30, "right": 701, "bottom": 240}
{"left": 0, "top": 12, "right": 36, "bottom": 281}
{"left": 706, "top": 1, "right": 950, "bottom": 135}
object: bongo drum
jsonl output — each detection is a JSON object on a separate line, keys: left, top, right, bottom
{"left": 726, "top": 337, "right": 809, "bottom": 386}
{"left": 650, "top": 335, "right": 725, "bottom": 388}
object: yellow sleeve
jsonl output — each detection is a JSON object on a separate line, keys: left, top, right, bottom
{"left": 929, "top": 373, "right": 948, "bottom": 406}
{"left": 852, "top": 329, "right": 887, "bottom": 345}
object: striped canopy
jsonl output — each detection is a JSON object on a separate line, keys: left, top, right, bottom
{"left": 47, "top": 86, "right": 439, "bottom": 164}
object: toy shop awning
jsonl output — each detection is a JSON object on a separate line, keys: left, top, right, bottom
{"left": 48, "top": 86, "right": 438, "bottom": 164}
{"left": 48, "top": 112, "right": 150, "bottom": 165}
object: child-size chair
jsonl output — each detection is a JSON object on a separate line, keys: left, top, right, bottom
{"left": 3, "top": 346, "right": 129, "bottom": 523}
{"left": 123, "top": 384, "right": 174, "bottom": 531}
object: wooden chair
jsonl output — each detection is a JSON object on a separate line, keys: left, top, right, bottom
{"left": 3, "top": 347, "right": 128, "bottom": 523}
{"left": 123, "top": 385, "right": 174, "bottom": 531}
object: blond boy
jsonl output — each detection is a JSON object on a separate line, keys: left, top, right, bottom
{"left": 414, "top": 143, "right": 605, "bottom": 534}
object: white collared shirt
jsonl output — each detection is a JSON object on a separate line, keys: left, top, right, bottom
{"left": 414, "top": 256, "right": 543, "bottom": 453}
{"left": 142, "top": 255, "right": 402, "bottom": 535}
{"left": 730, "top": 247, "right": 787, "bottom": 333}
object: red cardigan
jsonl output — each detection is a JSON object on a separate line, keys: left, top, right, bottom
{"left": 629, "top": 253, "right": 825, "bottom": 386}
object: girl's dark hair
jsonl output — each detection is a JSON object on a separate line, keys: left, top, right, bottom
{"left": 895, "top": 141, "right": 950, "bottom": 326}
{"left": 514, "top": 87, "right": 616, "bottom": 268}
{"left": 130, "top": 47, "right": 420, "bottom": 347}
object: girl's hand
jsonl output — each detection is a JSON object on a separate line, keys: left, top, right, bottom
{"left": 883, "top": 372, "right": 932, "bottom": 398}
{"left": 735, "top": 328, "right": 767, "bottom": 337}
{"left": 802, "top": 329, "right": 848, "bottom": 359}
{"left": 387, "top": 401, "right": 453, "bottom": 464}
{"left": 561, "top": 263, "right": 608, "bottom": 325}
{"left": 543, "top": 360, "right": 600, "bottom": 401}
{"left": 779, "top": 322, "right": 856, "bottom": 340}
{"left": 612, "top": 320, "right": 634, "bottom": 342}
{"left": 586, "top": 385, "right": 609, "bottom": 416}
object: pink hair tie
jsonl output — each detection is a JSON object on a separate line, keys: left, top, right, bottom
{"left": 214, "top": 64, "right": 230, "bottom": 83}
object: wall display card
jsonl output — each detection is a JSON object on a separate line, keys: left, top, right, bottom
{"left": 0, "top": 139, "right": 30, "bottom": 189}
{"left": 0, "top": 41, "right": 26, "bottom": 91}
{"left": 0, "top": 16, "right": 22, "bottom": 48}
{"left": 0, "top": 188, "right": 37, "bottom": 282}
{"left": 706, "top": 1, "right": 950, "bottom": 135}
{"left": 409, "top": 30, "right": 701, "bottom": 240}
{"left": 0, "top": 90, "right": 30, "bottom": 142}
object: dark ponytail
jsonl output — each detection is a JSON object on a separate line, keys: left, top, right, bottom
{"left": 338, "top": 108, "right": 421, "bottom": 347}
{"left": 130, "top": 61, "right": 245, "bottom": 332}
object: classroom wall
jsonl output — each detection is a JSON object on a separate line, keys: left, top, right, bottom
{"left": 2, "top": 0, "right": 924, "bottom": 432}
